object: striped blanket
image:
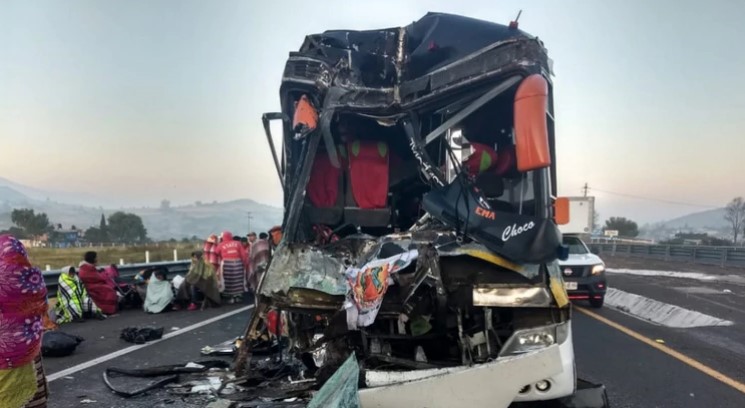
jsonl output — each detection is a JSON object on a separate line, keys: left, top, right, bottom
{"left": 55, "top": 271, "right": 101, "bottom": 323}
{"left": 222, "top": 259, "right": 245, "bottom": 296}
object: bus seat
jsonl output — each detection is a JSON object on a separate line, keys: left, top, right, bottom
{"left": 344, "top": 140, "right": 391, "bottom": 227}
{"left": 305, "top": 149, "right": 344, "bottom": 225}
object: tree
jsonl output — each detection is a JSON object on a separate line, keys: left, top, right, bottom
{"left": 84, "top": 226, "right": 106, "bottom": 243}
{"left": 0, "top": 226, "right": 28, "bottom": 239}
{"left": 10, "top": 209, "right": 52, "bottom": 238}
{"left": 724, "top": 197, "right": 745, "bottom": 245}
{"left": 92, "top": 213, "right": 109, "bottom": 243}
{"left": 604, "top": 217, "right": 639, "bottom": 238}
{"left": 107, "top": 212, "right": 148, "bottom": 243}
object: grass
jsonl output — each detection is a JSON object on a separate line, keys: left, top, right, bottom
{"left": 28, "top": 242, "right": 201, "bottom": 270}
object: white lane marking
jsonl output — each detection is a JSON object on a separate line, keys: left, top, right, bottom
{"left": 606, "top": 268, "right": 720, "bottom": 281}
{"left": 604, "top": 288, "right": 733, "bottom": 328}
{"left": 606, "top": 268, "right": 745, "bottom": 287}
{"left": 47, "top": 305, "right": 254, "bottom": 382}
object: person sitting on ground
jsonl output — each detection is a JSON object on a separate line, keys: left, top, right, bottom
{"left": 177, "top": 251, "right": 222, "bottom": 311}
{"left": 102, "top": 264, "right": 119, "bottom": 284}
{"left": 55, "top": 266, "right": 103, "bottom": 323}
{"left": 143, "top": 268, "right": 175, "bottom": 314}
{"left": 78, "top": 251, "right": 118, "bottom": 315}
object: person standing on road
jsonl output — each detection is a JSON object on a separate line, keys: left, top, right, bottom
{"left": 0, "top": 235, "right": 50, "bottom": 408}
{"left": 269, "top": 226, "right": 282, "bottom": 254}
{"left": 78, "top": 251, "right": 117, "bottom": 316}
{"left": 248, "top": 232, "right": 271, "bottom": 292}
{"left": 203, "top": 234, "right": 219, "bottom": 270}
{"left": 216, "top": 231, "right": 248, "bottom": 303}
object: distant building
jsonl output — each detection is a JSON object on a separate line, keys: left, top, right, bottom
{"left": 51, "top": 228, "right": 83, "bottom": 248}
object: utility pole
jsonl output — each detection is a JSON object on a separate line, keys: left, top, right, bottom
{"left": 583, "top": 182, "right": 589, "bottom": 197}
{"left": 247, "top": 211, "right": 253, "bottom": 234}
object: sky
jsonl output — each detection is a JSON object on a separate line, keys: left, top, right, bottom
{"left": 1, "top": 0, "right": 744, "bottom": 224}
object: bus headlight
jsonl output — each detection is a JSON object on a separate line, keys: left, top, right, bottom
{"left": 499, "top": 322, "right": 569, "bottom": 356}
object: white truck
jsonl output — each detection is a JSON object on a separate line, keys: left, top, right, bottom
{"left": 558, "top": 197, "right": 607, "bottom": 308}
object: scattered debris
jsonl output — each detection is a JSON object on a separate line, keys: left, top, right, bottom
{"left": 120, "top": 326, "right": 165, "bottom": 344}
{"left": 171, "top": 327, "right": 181, "bottom": 331}
{"left": 655, "top": 339, "right": 665, "bottom": 344}
{"left": 42, "top": 331, "right": 84, "bottom": 357}
{"left": 80, "top": 399, "right": 97, "bottom": 404}
{"left": 723, "top": 289, "right": 733, "bottom": 294}
{"left": 103, "top": 360, "right": 230, "bottom": 397}
{"left": 201, "top": 338, "right": 243, "bottom": 356}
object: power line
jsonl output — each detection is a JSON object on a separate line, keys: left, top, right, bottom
{"left": 588, "top": 187, "right": 720, "bottom": 209}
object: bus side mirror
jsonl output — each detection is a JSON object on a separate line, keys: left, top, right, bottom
{"left": 554, "top": 197, "right": 570, "bottom": 225}
{"left": 514, "top": 74, "right": 551, "bottom": 172}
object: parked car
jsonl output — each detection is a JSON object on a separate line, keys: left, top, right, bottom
{"left": 558, "top": 234, "right": 607, "bottom": 308}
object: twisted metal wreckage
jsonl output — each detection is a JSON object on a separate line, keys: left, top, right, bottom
{"left": 229, "top": 12, "right": 610, "bottom": 407}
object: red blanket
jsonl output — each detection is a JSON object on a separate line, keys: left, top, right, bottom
{"left": 79, "top": 263, "right": 118, "bottom": 314}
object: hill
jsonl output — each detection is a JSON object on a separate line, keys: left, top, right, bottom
{"left": 0, "top": 184, "right": 282, "bottom": 240}
{"left": 660, "top": 208, "right": 727, "bottom": 230}
{"left": 639, "top": 207, "right": 729, "bottom": 241}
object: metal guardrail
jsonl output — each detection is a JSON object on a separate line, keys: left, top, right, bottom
{"left": 589, "top": 243, "right": 745, "bottom": 269}
{"left": 43, "top": 260, "right": 191, "bottom": 297}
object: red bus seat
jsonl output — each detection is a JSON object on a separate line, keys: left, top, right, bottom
{"left": 344, "top": 140, "right": 391, "bottom": 227}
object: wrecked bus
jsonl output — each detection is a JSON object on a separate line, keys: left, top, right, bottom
{"left": 239, "top": 12, "right": 610, "bottom": 408}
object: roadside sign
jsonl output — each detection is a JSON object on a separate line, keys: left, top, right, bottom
{"left": 604, "top": 230, "right": 619, "bottom": 237}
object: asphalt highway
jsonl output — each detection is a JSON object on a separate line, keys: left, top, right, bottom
{"left": 44, "top": 267, "right": 745, "bottom": 408}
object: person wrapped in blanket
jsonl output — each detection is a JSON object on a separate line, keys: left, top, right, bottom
{"left": 55, "top": 266, "right": 103, "bottom": 323}
{"left": 142, "top": 268, "right": 175, "bottom": 314}
{"left": 0, "top": 235, "right": 50, "bottom": 408}
{"left": 78, "top": 251, "right": 118, "bottom": 316}
{"left": 248, "top": 232, "right": 271, "bottom": 292}
{"left": 216, "top": 231, "right": 249, "bottom": 304}
{"left": 176, "top": 251, "right": 222, "bottom": 311}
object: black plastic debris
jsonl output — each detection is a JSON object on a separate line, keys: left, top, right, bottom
{"left": 42, "top": 331, "right": 85, "bottom": 357}
{"left": 120, "top": 326, "right": 164, "bottom": 344}
{"left": 103, "top": 360, "right": 230, "bottom": 398}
